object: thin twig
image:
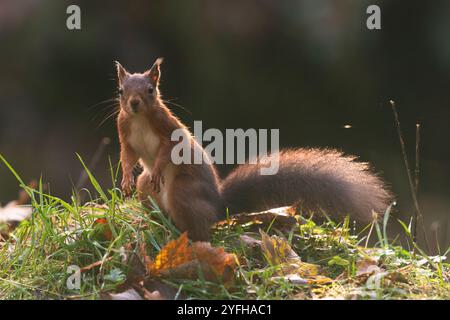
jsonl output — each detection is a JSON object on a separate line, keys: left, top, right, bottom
{"left": 413, "top": 123, "right": 421, "bottom": 242}
{"left": 414, "top": 124, "right": 421, "bottom": 194}
{"left": 389, "top": 100, "right": 430, "bottom": 252}
{"left": 444, "top": 215, "right": 449, "bottom": 255}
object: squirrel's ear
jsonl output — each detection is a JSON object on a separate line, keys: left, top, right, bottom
{"left": 115, "top": 61, "right": 129, "bottom": 84}
{"left": 146, "top": 57, "right": 164, "bottom": 85}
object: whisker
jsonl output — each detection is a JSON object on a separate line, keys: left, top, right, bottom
{"left": 90, "top": 103, "right": 119, "bottom": 123}
{"left": 98, "top": 102, "right": 120, "bottom": 112}
{"left": 88, "top": 97, "right": 119, "bottom": 110}
{"left": 162, "top": 98, "right": 192, "bottom": 116}
{"left": 97, "top": 108, "right": 120, "bottom": 128}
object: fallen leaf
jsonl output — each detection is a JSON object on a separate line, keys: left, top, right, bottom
{"left": 215, "top": 206, "right": 297, "bottom": 231}
{"left": 192, "top": 242, "right": 236, "bottom": 276}
{"left": 356, "top": 258, "right": 381, "bottom": 277}
{"left": 260, "top": 230, "right": 300, "bottom": 266}
{"left": 147, "top": 232, "right": 193, "bottom": 275}
{"left": 239, "top": 234, "right": 262, "bottom": 248}
{"left": 307, "top": 275, "right": 334, "bottom": 285}
{"left": 258, "top": 230, "right": 331, "bottom": 284}
{"left": 107, "top": 288, "right": 143, "bottom": 300}
{"left": 239, "top": 234, "right": 264, "bottom": 261}
{"left": 147, "top": 232, "right": 237, "bottom": 283}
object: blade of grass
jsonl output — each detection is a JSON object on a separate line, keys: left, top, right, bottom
{"left": 76, "top": 153, "right": 108, "bottom": 203}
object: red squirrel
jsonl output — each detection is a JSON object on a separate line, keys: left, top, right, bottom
{"left": 116, "top": 58, "right": 392, "bottom": 241}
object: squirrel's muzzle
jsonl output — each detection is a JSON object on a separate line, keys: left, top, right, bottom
{"left": 129, "top": 98, "right": 141, "bottom": 113}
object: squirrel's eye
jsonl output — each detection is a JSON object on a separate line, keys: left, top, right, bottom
{"left": 148, "top": 86, "right": 154, "bottom": 94}
{"left": 118, "top": 88, "right": 123, "bottom": 95}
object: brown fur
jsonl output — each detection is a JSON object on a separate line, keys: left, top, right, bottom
{"left": 220, "top": 148, "right": 393, "bottom": 223}
{"left": 117, "top": 59, "right": 222, "bottom": 240}
{"left": 116, "top": 59, "right": 393, "bottom": 241}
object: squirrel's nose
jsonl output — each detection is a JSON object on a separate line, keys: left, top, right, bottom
{"left": 130, "top": 98, "right": 140, "bottom": 112}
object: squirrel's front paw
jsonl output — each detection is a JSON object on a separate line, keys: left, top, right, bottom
{"left": 150, "top": 170, "right": 164, "bottom": 193}
{"left": 121, "top": 176, "right": 135, "bottom": 197}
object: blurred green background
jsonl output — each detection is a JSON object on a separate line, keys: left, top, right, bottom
{"left": 0, "top": 0, "right": 449, "bottom": 252}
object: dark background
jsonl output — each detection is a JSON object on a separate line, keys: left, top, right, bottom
{"left": 0, "top": 0, "right": 449, "bottom": 253}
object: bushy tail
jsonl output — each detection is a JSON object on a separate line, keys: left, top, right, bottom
{"left": 220, "top": 148, "right": 393, "bottom": 223}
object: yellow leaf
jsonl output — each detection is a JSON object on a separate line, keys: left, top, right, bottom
{"left": 260, "top": 230, "right": 299, "bottom": 266}
{"left": 307, "top": 275, "right": 334, "bottom": 285}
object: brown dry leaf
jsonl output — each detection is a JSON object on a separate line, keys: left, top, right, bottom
{"left": 215, "top": 206, "right": 297, "bottom": 231}
{"left": 192, "top": 242, "right": 236, "bottom": 276}
{"left": 356, "top": 258, "right": 381, "bottom": 277}
{"left": 124, "top": 249, "right": 147, "bottom": 284}
{"left": 190, "top": 242, "right": 237, "bottom": 283}
{"left": 238, "top": 234, "right": 263, "bottom": 261}
{"left": 239, "top": 234, "right": 262, "bottom": 248}
{"left": 147, "top": 232, "right": 237, "bottom": 283}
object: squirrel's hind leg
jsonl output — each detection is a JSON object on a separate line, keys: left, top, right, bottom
{"left": 137, "top": 170, "right": 221, "bottom": 241}
{"left": 167, "top": 175, "right": 221, "bottom": 241}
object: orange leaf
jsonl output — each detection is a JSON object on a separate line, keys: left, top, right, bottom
{"left": 146, "top": 232, "right": 237, "bottom": 283}
{"left": 192, "top": 242, "right": 236, "bottom": 277}
{"left": 148, "top": 232, "right": 193, "bottom": 275}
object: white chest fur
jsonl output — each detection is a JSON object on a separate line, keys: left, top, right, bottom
{"left": 127, "top": 116, "right": 160, "bottom": 169}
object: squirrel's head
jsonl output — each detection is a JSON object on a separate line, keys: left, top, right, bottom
{"left": 115, "top": 58, "right": 163, "bottom": 114}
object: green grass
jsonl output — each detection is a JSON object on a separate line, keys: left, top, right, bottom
{"left": 0, "top": 157, "right": 449, "bottom": 300}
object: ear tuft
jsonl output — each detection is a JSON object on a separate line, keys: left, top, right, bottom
{"left": 115, "top": 61, "right": 129, "bottom": 84}
{"left": 147, "top": 57, "right": 164, "bottom": 85}
{"left": 154, "top": 57, "right": 164, "bottom": 66}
